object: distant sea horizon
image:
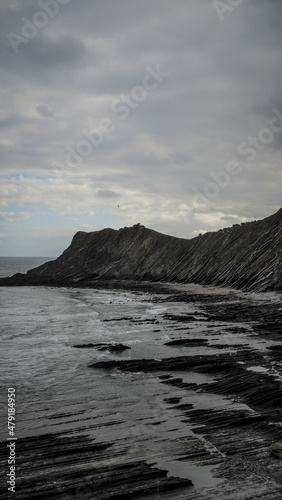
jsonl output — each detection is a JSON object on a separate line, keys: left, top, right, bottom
{"left": 0, "top": 256, "right": 54, "bottom": 278}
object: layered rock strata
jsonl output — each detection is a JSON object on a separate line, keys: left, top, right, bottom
{"left": 1, "top": 208, "right": 281, "bottom": 292}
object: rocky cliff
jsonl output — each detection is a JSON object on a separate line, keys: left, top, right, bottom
{"left": 1, "top": 208, "right": 282, "bottom": 291}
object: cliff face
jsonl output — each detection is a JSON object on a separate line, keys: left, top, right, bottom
{"left": 1, "top": 208, "right": 282, "bottom": 291}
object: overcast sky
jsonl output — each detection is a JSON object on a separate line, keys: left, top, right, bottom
{"left": 0, "top": 0, "right": 281, "bottom": 256}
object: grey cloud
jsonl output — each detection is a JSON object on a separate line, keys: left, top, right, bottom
{"left": 97, "top": 189, "right": 121, "bottom": 198}
{"left": 36, "top": 104, "right": 53, "bottom": 117}
{"left": 24, "top": 34, "right": 88, "bottom": 68}
{"left": 1, "top": 31, "right": 89, "bottom": 84}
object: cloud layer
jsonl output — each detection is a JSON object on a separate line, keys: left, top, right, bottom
{"left": 0, "top": 0, "right": 281, "bottom": 255}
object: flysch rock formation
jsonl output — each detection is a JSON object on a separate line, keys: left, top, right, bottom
{"left": 1, "top": 207, "right": 281, "bottom": 291}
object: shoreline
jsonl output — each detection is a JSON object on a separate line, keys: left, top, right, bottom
{"left": 1, "top": 274, "right": 282, "bottom": 295}
{"left": 1, "top": 284, "right": 282, "bottom": 498}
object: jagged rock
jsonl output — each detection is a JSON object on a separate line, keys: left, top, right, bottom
{"left": 0, "top": 208, "right": 281, "bottom": 291}
{"left": 164, "top": 339, "right": 208, "bottom": 346}
{"left": 73, "top": 343, "right": 131, "bottom": 352}
{"left": 0, "top": 434, "right": 193, "bottom": 499}
{"left": 270, "top": 442, "right": 282, "bottom": 458}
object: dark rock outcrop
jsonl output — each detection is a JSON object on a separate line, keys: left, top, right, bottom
{"left": 0, "top": 433, "right": 193, "bottom": 499}
{"left": 73, "top": 342, "right": 131, "bottom": 352}
{"left": 1, "top": 208, "right": 281, "bottom": 291}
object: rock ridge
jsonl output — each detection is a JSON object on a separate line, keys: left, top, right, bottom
{"left": 1, "top": 208, "right": 281, "bottom": 291}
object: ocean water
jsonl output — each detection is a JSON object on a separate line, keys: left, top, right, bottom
{"left": 0, "top": 257, "right": 54, "bottom": 278}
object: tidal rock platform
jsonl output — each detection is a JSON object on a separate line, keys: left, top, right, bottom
{"left": 1, "top": 283, "right": 282, "bottom": 499}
